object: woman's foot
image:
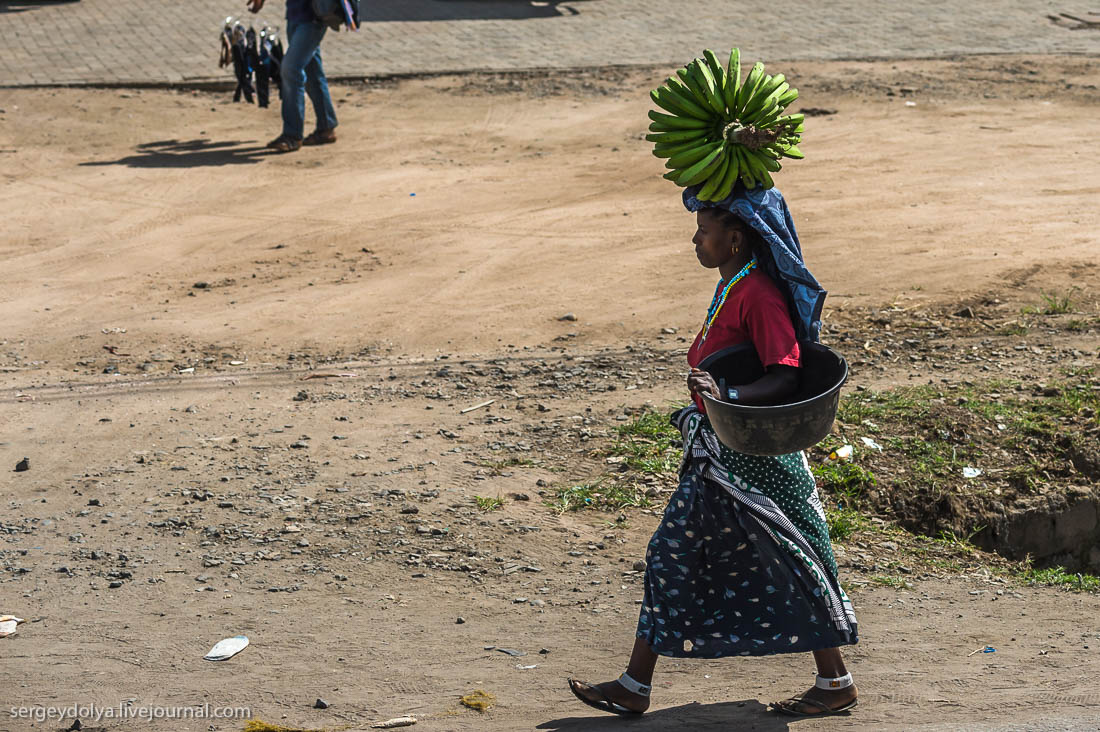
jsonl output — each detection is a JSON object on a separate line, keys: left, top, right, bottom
{"left": 567, "top": 678, "right": 650, "bottom": 716}
{"left": 772, "top": 683, "right": 858, "bottom": 716}
{"left": 266, "top": 134, "right": 302, "bottom": 152}
{"left": 303, "top": 128, "right": 337, "bottom": 146}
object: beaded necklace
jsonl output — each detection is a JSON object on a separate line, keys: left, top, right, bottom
{"left": 701, "top": 257, "right": 757, "bottom": 342}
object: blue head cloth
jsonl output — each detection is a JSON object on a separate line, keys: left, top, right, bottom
{"left": 683, "top": 184, "right": 826, "bottom": 343}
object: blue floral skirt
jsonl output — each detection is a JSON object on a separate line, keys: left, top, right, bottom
{"left": 636, "top": 407, "right": 858, "bottom": 658}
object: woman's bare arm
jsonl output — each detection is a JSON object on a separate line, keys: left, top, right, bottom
{"left": 688, "top": 364, "right": 799, "bottom": 406}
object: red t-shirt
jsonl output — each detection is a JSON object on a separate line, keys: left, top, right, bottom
{"left": 687, "top": 268, "right": 800, "bottom": 411}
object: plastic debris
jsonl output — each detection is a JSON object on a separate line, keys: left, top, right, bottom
{"left": 962, "top": 467, "right": 982, "bottom": 479}
{"left": 826, "top": 445, "right": 853, "bottom": 464}
{"left": 204, "top": 634, "right": 249, "bottom": 661}
{"left": 371, "top": 717, "right": 417, "bottom": 729}
{"left": 860, "top": 437, "right": 883, "bottom": 451}
{"left": 496, "top": 647, "right": 526, "bottom": 657}
{"left": 967, "top": 645, "right": 996, "bottom": 657}
{"left": 0, "top": 615, "right": 25, "bottom": 638}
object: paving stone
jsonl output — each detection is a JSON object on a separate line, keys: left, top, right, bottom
{"left": 0, "top": 0, "right": 1093, "bottom": 87}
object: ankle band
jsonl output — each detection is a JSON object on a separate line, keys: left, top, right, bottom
{"left": 815, "top": 672, "right": 853, "bottom": 690}
{"left": 618, "top": 672, "right": 651, "bottom": 697}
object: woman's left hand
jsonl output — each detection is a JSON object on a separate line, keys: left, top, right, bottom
{"left": 688, "top": 368, "right": 721, "bottom": 400}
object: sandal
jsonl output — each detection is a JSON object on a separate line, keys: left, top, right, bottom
{"left": 303, "top": 128, "right": 337, "bottom": 146}
{"left": 567, "top": 674, "right": 648, "bottom": 717}
{"left": 266, "top": 134, "right": 302, "bottom": 152}
{"left": 772, "top": 696, "right": 858, "bottom": 717}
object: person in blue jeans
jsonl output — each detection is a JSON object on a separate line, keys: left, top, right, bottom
{"left": 247, "top": 0, "right": 338, "bottom": 152}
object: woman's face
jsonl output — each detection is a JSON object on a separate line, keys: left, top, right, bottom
{"left": 692, "top": 210, "right": 738, "bottom": 270}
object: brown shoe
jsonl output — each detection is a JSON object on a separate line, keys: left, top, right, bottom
{"left": 303, "top": 128, "right": 337, "bottom": 146}
{"left": 267, "top": 134, "right": 302, "bottom": 152}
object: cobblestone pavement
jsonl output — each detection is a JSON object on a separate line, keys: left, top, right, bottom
{"left": 0, "top": 0, "right": 1097, "bottom": 86}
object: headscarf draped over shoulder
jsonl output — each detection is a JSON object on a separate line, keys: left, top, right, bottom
{"left": 684, "top": 184, "right": 826, "bottom": 343}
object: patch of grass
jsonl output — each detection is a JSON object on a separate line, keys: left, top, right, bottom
{"left": 826, "top": 507, "right": 868, "bottom": 542}
{"left": 1019, "top": 566, "right": 1100, "bottom": 593}
{"left": 608, "top": 411, "right": 681, "bottom": 475}
{"left": 1065, "top": 319, "right": 1091, "bottom": 333}
{"left": 870, "top": 574, "right": 911, "bottom": 589}
{"left": 813, "top": 462, "right": 877, "bottom": 497}
{"left": 934, "top": 527, "right": 986, "bottom": 551}
{"left": 1023, "top": 288, "right": 1078, "bottom": 315}
{"left": 838, "top": 386, "right": 936, "bottom": 425}
{"left": 474, "top": 496, "right": 505, "bottom": 512}
{"left": 478, "top": 456, "right": 538, "bottom": 475}
{"left": 549, "top": 480, "right": 653, "bottom": 513}
{"left": 1060, "top": 365, "right": 1095, "bottom": 378}
{"left": 813, "top": 455, "right": 876, "bottom": 542}
{"left": 893, "top": 435, "right": 973, "bottom": 485}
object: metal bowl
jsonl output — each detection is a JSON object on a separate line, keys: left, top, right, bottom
{"left": 698, "top": 342, "right": 848, "bottom": 456}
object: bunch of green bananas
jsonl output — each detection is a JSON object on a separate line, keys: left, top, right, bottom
{"left": 647, "top": 49, "right": 805, "bottom": 199}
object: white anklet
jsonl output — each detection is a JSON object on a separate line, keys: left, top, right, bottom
{"left": 815, "top": 672, "right": 854, "bottom": 690}
{"left": 617, "top": 672, "right": 651, "bottom": 697}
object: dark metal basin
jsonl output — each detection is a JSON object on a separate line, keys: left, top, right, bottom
{"left": 698, "top": 341, "right": 848, "bottom": 456}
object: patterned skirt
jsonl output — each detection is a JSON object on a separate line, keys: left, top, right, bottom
{"left": 635, "top": 407, "right": 858, "bottom": 658}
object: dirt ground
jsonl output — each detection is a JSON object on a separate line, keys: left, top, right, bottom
{"left": 1, "top": 55, "right": 1099, "bottom": 732}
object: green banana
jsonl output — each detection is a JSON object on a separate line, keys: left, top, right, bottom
{"left": 744, "top": 80, "right": 788, "bottom": 124}
{"left": 776, "top": 113, "right": 805, "bottom": 127}
{"left": 752, "top": 106, "right": 784, "bottom": 129}
{"left": 651, "top": 86, "right": 711, "bottom": 120}
{"left": 757, "top": 145, "right": 782, "bottom": 160}
{"left": 654, "top": 137, "right": 712, "bottom": 156}
{"left": 755, "top": 73, "right": 786, "bottom": 100}
{"left": 675, "top": 67, "right": 712, "bottom": 110}
{"left": 754, "top": 149, "right": 782, "bottom": 172}
{"left": 703, "top": 50, "right": 727, "bottom": 108}
{"left": 780, "top": 144, "right": 804, "bottom": 159}
{"left": 736, "top": 62, "right": 766, "bottom": 116}
{"left": 648, "top": 109, "right": 711, "bottom": 130}
{"left": 735, "top": 146, "right": 757, "bottom": 189}
{"left": 650, "top": 87, "right": 693, "bottom": 118}
{"left": 739, "top": 74, "right": 773, "bottom": 119}
{"left": 712, "top": 147, "right": 741, "bottom": 200}
{"left": 664, "top": 79, "right": 715, "bottom": 119}
{"left": 777, "top": 87, "right": 799, "bottom": 107}
{"left": 690, "top": 59, "right": 726, "bottom": 116}
{"left": 740, "top": 147, "right": 765, "bottom": 179}
{"left": 677, "top": 144, "right": 726, "bottom": 187}
{"left": 696, "top": 149, "right": 731, "bottom": 200}
{"left": 645, "top": 128, "right": 709, "bottom": 144}
{"left": 744, "top": 97, "right": 779, "bottom": 126}
{"left": 724, "top": 48, "right": 741, "bottom": 114}
{"left": 666, "top": 140, "right": 721, "bottom": 170}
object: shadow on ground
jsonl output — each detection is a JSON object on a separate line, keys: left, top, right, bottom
{"left": 78, "top": 139, "right": 272, "bottom": 168}
{"left": 362, "top": 0, "right": 596, "bottom": 22}
{"left": 0, "top": 0, "right": 80, "bottom": 13}
{"left": 538, "top": 700, "right": 792, "bottom": 730}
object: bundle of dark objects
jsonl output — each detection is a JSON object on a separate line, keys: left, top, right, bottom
{"left": 218, "top": 17, "right": 284, "bottom": 107}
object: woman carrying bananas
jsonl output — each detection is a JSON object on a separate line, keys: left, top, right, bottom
{"left": 568, "top": 184, "right": 859, "bottom": 718}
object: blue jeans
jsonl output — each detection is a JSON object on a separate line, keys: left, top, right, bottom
{"left": 281, "top": 19, "right": 338, "bottom": 139}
